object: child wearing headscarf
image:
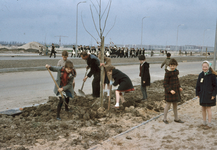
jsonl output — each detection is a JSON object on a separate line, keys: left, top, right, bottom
{"left": 196, "top": 60, "right": 217, "bottom": 129}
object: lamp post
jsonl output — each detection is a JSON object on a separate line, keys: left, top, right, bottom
{"left": 202, "top": 29, "right": 210, "bottom": 54}
{"left": 141, "top": 17, "right": 147, "bottom": 49}
{"left": 176, "top": 24, "right": 184, "bottom": 51}
{"left": 76, "top": 1, "right": 86, "bottom": 57}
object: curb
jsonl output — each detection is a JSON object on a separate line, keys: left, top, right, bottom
{"left": 0, "top": 62, "right": 164, "bottom": 73}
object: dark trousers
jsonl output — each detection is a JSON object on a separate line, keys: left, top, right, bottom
{"left": 57, "top": 97, "right": 69, "bottom": 118}
{"left": 50, "top": 51, "right": 56, "bottom": 58}
{"left": 92, "top": 72, "right": 100, "bottom": 97}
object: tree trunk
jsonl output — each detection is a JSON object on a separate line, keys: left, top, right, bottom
{"left": 100, "top": 36, "right": 105, "bottom": 107}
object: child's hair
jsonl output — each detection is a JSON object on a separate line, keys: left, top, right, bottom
{"left": 80, "top": 51, "right": 88, "bottom": 56}
{"left": 65, "top": 60, "right": 73, "bottom": 69}
{"left": 167, "top": 53, "right": 171, "bottom": 57}
{"left": 105, "top": 65, "right": 115, "bottom": 72}
{"left": 138, "top": 55, "right": 146, "bottom": 60}
{"left": 62, "top": 50, "right": 68, "bottom": 57}
{"left": 169, "top": 58, "right": 178, "bottom": 66}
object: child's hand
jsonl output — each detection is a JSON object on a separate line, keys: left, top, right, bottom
{"left": 211, "top": 96, "right": 215, "bottom": 100}
{"left": 179, "top": 88, "right": 183, "bottom": 92}
{"left": 170, "top": 90, "right": 175, "bottom": 94}
{"left": 58, "top": 88, "right": 63, "bottom": 92}
{"left": 100, "top": 63, "right": 105, "bottom": 67}
{"left": 45, "top": 64, "right": 50, "bottom": 69}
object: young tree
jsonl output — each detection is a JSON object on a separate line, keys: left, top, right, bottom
{"left": 81, "top": 0, "right": 116, "bottom": 107}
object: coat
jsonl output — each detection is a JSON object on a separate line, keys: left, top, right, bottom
{"left": 87, "top": 54, "right": 100, "bottom": 77}
{"left": 196, "top": 70, "right": 216, "bottom": 105}
{"left": 49, "top": 66, "right": 74, "bottom": 98}
{"left": 112, "top": 68, "right": 134, "bottom": 91}
{"left": 140, "top": 62, "right": 150, "bottom": 87}
{"left": 163, "top": 69, "right": 181, "bottom": 102}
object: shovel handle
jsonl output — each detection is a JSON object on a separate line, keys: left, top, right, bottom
{"left": 47, "top": 68, "right": 68, "bottom": 106}
{"left": 81, "top": 69, "right": 89, "bottom": 90}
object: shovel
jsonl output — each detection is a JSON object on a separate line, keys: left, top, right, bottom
{"left": 78, "top": 68, "right": 88, "bottom": 97}
{"left": 47, "top": 68, "right": 69, "bottom": 108}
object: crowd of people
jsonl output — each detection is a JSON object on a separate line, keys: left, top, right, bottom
{"left": 48, "top": 44, "right": 154, "bottom": 58}
{"left": 45, "top": 50, "right": 216, "bottom": 130}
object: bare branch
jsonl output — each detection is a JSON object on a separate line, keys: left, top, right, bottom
{"left": 90, "top": 0, "right": 99, "bottom": 15}
{"left": 101, "top": 0, "right": 110, "bottom": 19}
{"left": 102, "top": 0, "right": 111, "bottom": 34}
{"left": 95, "top": 0, "right": 100, "bottom": 6}
{"left": 99, "top": 0, "right": 101, "bottom": 38}
{"left": 90, "top": 5, "right": 100, "bottom": 37}
{"left": 81, "top": 12, "right": 98, "bottom": 43}
{"left": 105, "top": 15, "right": 117, "bottom": 38}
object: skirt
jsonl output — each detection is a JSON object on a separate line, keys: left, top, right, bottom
{"left": 200, "top": 102, "right": 216, "bottom": 107}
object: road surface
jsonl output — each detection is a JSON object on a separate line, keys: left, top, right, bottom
{"left": 0, "top": 61, "right": 202, "bottom": 111}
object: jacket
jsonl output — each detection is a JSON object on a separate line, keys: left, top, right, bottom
{"left": 112, "top": 68, "right": 134, "bottom": 91}
{"left": 196, "top": 70, "right": 216, "bottom": 104}
{"left": 50, "top": 66, "right": 74, "bottom": 98}
{"left": 163, "top": 69, "right": 181, "bottom": 102}
{"left": 140, "top": 62, "right": 150, "bottom": 86}
{"left": 87, "top": 54, "right": 100, "bottom": 77}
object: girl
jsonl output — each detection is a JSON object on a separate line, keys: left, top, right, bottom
{"left": 105, "top": 65, "right": 134, "bottom": 108}
{"left": 46, "top": 60, "right": 75, "bottom": 120}
{"left": 163, "top": 58, "right": 184, "bottom": 124}
{"left": 196, "top": 60, "right": 216, "bottom": 129}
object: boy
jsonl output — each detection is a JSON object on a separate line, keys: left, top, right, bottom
{"left": 163, "top": 58, "right": 184, "bottom": 124}
{"left": 57, "top": 51, "right": 76, "bottom": 93}
{"left": 45, "top": 60, "right": 75, "bottom": 120}
{"left": 138, "top": 55, "right": 150, "bottom": 101}
{"left": 161, "top": 53, "right": 171, "bottom": 71}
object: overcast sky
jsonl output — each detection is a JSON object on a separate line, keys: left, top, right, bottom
{"left": 0, "top": 0, "right": 217, "bottom": 47}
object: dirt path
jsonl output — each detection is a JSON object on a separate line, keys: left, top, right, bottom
{"left": 93, "top": 98, "right": 217, "bottom": 150}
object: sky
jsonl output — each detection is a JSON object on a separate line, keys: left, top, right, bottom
{"left": 0, "top": 0, "right": 217, "bottom": 47}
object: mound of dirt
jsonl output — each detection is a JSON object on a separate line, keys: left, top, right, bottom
{"left": 0, "top": 74, "right": 198, "bottom": 150}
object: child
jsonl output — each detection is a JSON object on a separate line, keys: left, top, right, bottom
{"left": 138, "top": 55, "right": 150, "bottom": 101}
{"left": 45, "top": 60, "right": 75, "bottom": 120}
{"left": 161, "top": 53, "right": 171, "bottom": 71}
{"left": 57, "top": 51, "right": 76, "bottom": 92}
{"left": 163, "top": 58, "right": 184, "bottom": 124}
{"left": 98, "top": 51, "right": 112, "bottom": 97}
{"left": 105, "top": 65, "right": 134, "bottom": 108}
{"left": 196, "top": 60, "right": 216, "bottom": 129}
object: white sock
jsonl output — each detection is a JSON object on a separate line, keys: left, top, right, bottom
{"left": 115, "top": 103, "right": 119, "bottom": 107}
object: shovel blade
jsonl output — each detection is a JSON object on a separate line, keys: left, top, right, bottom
{"left": 78, "top": 89, "right": 86, "bottom": 97}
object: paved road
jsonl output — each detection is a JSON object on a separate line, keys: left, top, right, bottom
{"left": 0, "top": 61, "right": 202, "bottom": 111}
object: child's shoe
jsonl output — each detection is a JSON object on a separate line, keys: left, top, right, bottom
{"left": 115, "top": 103, "right": 119, "bottom": 108}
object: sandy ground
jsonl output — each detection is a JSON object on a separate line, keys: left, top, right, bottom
{"left": 93, "top": 98, "right": 217, "bottom": 150}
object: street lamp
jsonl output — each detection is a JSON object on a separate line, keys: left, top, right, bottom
{"left": 76, "top": 1, "right": 86, "bottom": 57}
{"left": 176, "top": 24, "right": 184, "bottom": 51}
{"left": 141, "top": 17, "right": 148, "bottom": 49}
{"left": 202, "top": 29, "right": 210, "bottom": 54}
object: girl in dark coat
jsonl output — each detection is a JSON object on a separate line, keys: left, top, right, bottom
{"left": 105, "top": 65, "right": 134, "bottom": 108}
{"left": 196, "top": 60, "right": 216, "bottom": 129}
{"left": 163, "top": 59, "right": 184, "bottom": 124}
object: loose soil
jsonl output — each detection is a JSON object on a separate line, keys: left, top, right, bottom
{"left": 0, "top": 74, "right": 197, "bottom": 150}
